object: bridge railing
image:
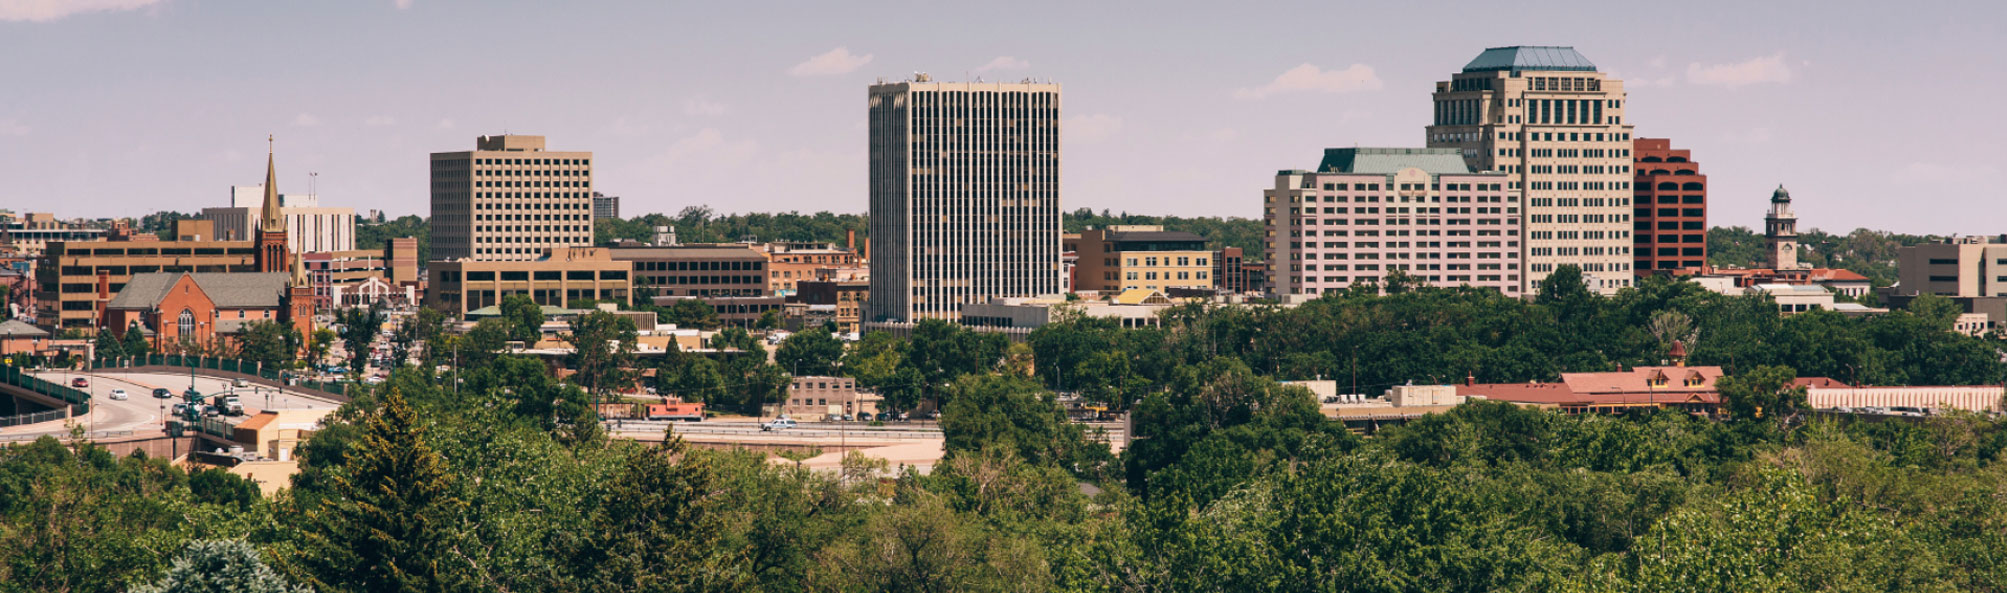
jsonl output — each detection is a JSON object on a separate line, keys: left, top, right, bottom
{"left": 0, "top": 365, "right": 91, "bottom": 415}
{"left": 92, "top": 355, "right": 356, "bottom": 398}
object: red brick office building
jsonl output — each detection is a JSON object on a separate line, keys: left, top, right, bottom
{"left": 1632, "top": 138, "right": 1707, "bottom": 275}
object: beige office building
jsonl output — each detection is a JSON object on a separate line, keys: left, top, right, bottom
{"left": 1067, "top": 226, "right": 1212, "bottom": 293}
{"left": 429, "top": 135, "right": 595, "bottom": 262}
{"left": 424, "top": 247, "right": 632, "bottom": 316}
{"left": 867, "top": 76, "right": 1063, "bottom": 321}
{"left": 203, "top": 188, "right": 356, "bottom": 253}
{"left": 1897, "top": 236, "right": 2007, "bottom": 298}
{"left": 1425, "top": 46, "right": 1636, "bottom": 293}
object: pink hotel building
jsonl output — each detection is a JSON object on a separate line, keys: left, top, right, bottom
{"left": 1264, "top": 147, "right": 1523, "bottom": 296}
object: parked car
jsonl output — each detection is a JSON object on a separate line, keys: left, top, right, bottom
{"left": 108, "top": 389, "right": 128, "bottom": 401}
{"left": 70, "top": 377, "right": 89, "bottom": 388}
{"left": 152, "top": 388, "right": 173, "bottom": 399}
{"left": 761, "top": 418, "right": 798, "bottom": 431}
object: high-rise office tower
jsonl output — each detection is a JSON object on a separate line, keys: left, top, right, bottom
{"left": 1425, "top": 46, "right": 1636, "bottom": 293}
{"left": 866, "top": 75, "right": 1062, "bottom": 322}
{"left": 1631, "top": 138, "right": 1707, "bottom": 274}
{"left": 429, "top": 135, "right": 595, "bottom": 262}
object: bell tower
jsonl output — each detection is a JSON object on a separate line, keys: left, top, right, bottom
{"left": 1764, "top": 185, "right": 1798, "bottom": 270}
{"left": 256, "top": 136, "right": 291, "bottom": 274}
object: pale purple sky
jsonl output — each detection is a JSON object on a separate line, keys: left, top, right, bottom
{"left": 2, "top": 0, "right": 2003, "bottom": 234}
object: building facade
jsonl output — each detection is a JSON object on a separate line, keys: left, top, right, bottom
{"left": 1, "top": 213, "right": 105, "bottom": 257}
{"left": 1264, "top": 148, "right": 1522, "bottom": 296}
{"left": 606, "top": 245, "right": 770, "bottom": 298}
{"left": 796, "top": 279, "right": 868, "bottom": 334}
{"left": 425, "top": 247, "right": 632, "bottom": 316}
{"left": 1896, "top": 236, "right": 2007, "bottom": 298}
{"left": 764, "top": 243, "right": 864, "bottom": 296}
{"left": 591, "top": 192, "right": 620, "bottom": 220}
{"left": 202, "top": 189, "right": 356, "bottom": 253}
{"left": 1068, "top": 226, "right": 1212, "bottom": 293}
{"left": 867, "top": 76, "right": 1063, "bottom": 321}
{"left": 103, "top": 272, "right": 309, "bottom": 351}
{"left": 1631, "top": 138, "right": 1707, "bottom": 274}
{"left": 1424, "top": 46, "right": 1636, "bottom": 293}
{"left": 429, "top": 135, "right": 595, "bottom": 262}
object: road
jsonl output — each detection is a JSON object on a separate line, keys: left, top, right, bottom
{"left": 1, "top": 369, "right": 344, "bottom": 439}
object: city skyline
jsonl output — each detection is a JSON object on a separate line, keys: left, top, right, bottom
{"left": 2, "top": 0, "right": 2003, "bottom": 235}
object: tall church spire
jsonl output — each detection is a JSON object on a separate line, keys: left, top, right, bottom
{"left": 261, "top": 135, "right": 284, "bottom": 233}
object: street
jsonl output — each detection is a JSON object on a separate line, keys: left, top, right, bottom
{"left": 1, "top": 369, "right": 344, "bottom": 439}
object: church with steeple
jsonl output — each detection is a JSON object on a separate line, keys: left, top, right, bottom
{"left": 256, "top": 136, "right": 292, "bottom": 274}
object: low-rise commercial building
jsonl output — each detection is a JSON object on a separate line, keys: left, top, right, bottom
{"left": 607, "top": 245, "right": 769, "bottom": 298}
{"left": 1069, "top": 226, "right": 1213, "bottom": 294}
{"left": 1, "top": 213, "right": 105, "bottom": 257}
{"left": 764, "top": 242, "right": 864, "bottom": 296}
{"left": 1265, "top": 147, "right": 1522, "bottom": 296}
{"left": 797, "top": 279, "right": 868, "bottom": 334}
{"left": 778, "top": 375, "right": 882, "bottom": 420}
{"left": 426, "top": 247, "right": 632, "bottom": 316}
{"left": 35, "top": 237, "right": 261, "bottom": 329}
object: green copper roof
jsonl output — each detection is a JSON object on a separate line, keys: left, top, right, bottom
{"left": 1462, "top": 46, "right": 1597, "bottom": 73}
{"left": 1772, "top": 185, "right": 1791, "bottom": 202}
{"left": 1318, "top": 148, "right": 1473, "bottom": 175}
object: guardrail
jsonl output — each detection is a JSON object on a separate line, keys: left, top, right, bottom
{"left": 0, "top": 365, "right": 91, "bottom": 415}
{"left": 0, "top": 430, "right": 135, "bottom": 442}
{"left": 0, "top": 408, "right": 67, "bottom": 428}
{"left": 92, "top": 354, "right": 355, "bottom": 400}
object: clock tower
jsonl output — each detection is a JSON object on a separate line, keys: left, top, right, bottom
{"left": 1764, "top": 185, "right": 1798, "bottom": 270}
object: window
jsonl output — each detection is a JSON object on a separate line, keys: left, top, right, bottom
{"left": 178, "top": 309, "right": 195, "bottom": 336}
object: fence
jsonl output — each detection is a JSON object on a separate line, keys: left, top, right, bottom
{"left": 0, "top": 408, "right": 67, "bottom": 428}
{"left": 92, "top": 354, "right": 355, "bottom": 399}
{"left": 0, "top": 365, "right": 91, "bottom": 415}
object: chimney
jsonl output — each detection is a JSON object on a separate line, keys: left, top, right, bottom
{"left": 1465, "top": 371, "right": 1474, "bottom": 386}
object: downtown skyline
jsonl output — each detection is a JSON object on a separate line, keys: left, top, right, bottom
{"left": 2, "top": 0, "right": 2003, "bottom": 235}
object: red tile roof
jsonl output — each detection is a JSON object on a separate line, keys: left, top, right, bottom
{"left": 1460, "top": 366, "right": 1724, "bottom": 407}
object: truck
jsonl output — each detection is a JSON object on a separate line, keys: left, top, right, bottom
{"left": 217, "top": 396, "right": 244, "bottom": 416}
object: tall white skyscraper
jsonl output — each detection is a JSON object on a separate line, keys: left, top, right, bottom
{"left": 867, "top": 76, "right": 1063, "bottom": 322}
{"left": 1425, "top": 46, "right": 1637, "bottom": 293}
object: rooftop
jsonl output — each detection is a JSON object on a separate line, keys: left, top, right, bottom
{"left": 1462, "top": 46, "right": 1598, "bottom": 73}
{"left": 106, "top": 272, "right": 292, "bottom": 311}
{"left": 1104, "top": 229, "right": 1207, "bottom": 244}
{"left": 1318, "top": 148, "right": 1474, "bottom": 176}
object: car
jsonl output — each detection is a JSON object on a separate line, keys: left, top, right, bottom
{"left": 232, "top": 378, "right": 248, "bottom": 388}
{"left": 152, "top": 388, "right": 173, "bottom": 399}
{"left": 761, "top": 418, "right": 798, "bottom": 431}
{"left": 70, "top": 377, "right": 89, "bottom": 388}
{"left": 171, "top": 403, "right": 191, "bottom": 417}
{"left": 108, "top": 388, "right": 128, "bottom": 400}
{"left": 203, "top": 405, "right": 221, "bottom": 417}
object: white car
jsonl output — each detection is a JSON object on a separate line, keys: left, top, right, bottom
{"left": 108, "top": 388, "right": 128, "bottom": 400}
{"left": 761, "top": 418, "right": 797, "bottom": 431}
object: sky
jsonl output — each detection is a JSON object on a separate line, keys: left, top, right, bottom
{"left": 1, "top": 0, "right": 2003, "bottom": 234}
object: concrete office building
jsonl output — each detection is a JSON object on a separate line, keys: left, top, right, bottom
{"left": 1631, "top": 138, "right": 1707, "bottom": 274}
{"left": 1425, "top": 46, "right": 1636, "bottom": 293}
{"left": 202, "top": 188, "right": 356, "bottom": 253}
{"left": 1, "top": 213, "right": 105, "bottom": 256}
{"left": 592, "top": 192, "right": 620, "bottom": 220}
{"left": 867, "top": 76, "right": 1063, "bottom": 321}
{"left": 430, "top": 135, "right": 595, "bottom": 262}
{"left": 605, "top": 244, "right": 770, "bottom": 298}
{"left": 1068, "top": 226, "right": 1212, "bottom": 293}
{"left": 424, "top": 247, "right": 632, "bottom": 316}
{"left": 1264, "top": 148, "right": 1522, "bottom": 296}
{"left": 1896, "top": 236, "right": 2007, "bottom": 298}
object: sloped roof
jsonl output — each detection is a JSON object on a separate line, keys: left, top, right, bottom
{"left": 1462, "top": 46, "right": 1597, "bottom": 73}
{"left": 107, "top": 272, "right": 291, "bottom": 310}
{"left": 1319, "top": 148, "right": 1474, "bottom": 175}
{"left": 1461, "top": 366, "right": 1726, "bottom": 406}
{"left": 0, "top": 319, "right": 49, "bottom": 338}
{"left": 1112, "top": 289, "right": 1170, "bottom": 306}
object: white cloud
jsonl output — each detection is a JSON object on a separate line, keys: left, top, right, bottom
{"left": 1648, "top": 55, "right": 1668, "bottom": 69}
{"left": 434, "top": 118, "right": 455, "bottom": 130}
{"left": 683, "top": 97, "right": 728, "bottom": 117}
{"left": 0, "top": 0, "right": 159, "bottom": 23}
{"left": 976, "top": 56, "right": 1030, "bottom": 72}
{"left": 0, "top": 119, "right": 28, "bottom": 136}
{"left": 1686, "top": 53, "right": 1793, "bottom": 87}
{"left": 1065, "top": 114, "right": 1123, "bottom": 143}
{"left": 364, "top": 115, "right": 395, "bottom": 127}
{"left": 291, "top": 113, "right": 321, "bottom": 127}
{"left": 1233, "top": 63, "right": 1383, "bottom": 100}
{"left": 394, "top": 0, "right": 414, "bottom": 8}
{"left": 788, "top": 47, "right": 873, "bottom": 77}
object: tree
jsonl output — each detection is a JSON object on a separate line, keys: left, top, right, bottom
{"left": 288, "top": 386, "right": 470, "bottom": 592}
{"left": 579, "top": 440, "right": 743, "bottom": 591}
{"left": 498, "top": 294, "right": 545, "bottom": 343}
{"left": 755, "top": 308, "right": 782, "bottom": 331}
{"left": 133, "top": 539, "right": 310, "bottom": 593}
{"left": 775, "top": 328, "right": 843, "bottom": 377}
{"left": 237, "top": 320, "right": 302, "bottom": 369}
{"left": 939, "top": 374, "right": 1111, "bottom": 478}
{"left": 124, "top": 322, "right": 154, "bottom": 358}
{"left": 94, "top": 327, "right": 125, "bottom": 361}
{"left": 566, "top": 310, "right": 638, "bottom": 407}
{"left": 307, "top": 328, "right": 336, "bottom": 369}
{"left": 1717, "top": 364, "right": 1807, "bottom": 424}
{"left": 661, "top": 298, "right": 721, "bottom": 331}
{"left": 334, "top": 304, "right": 386, "bottom": 374}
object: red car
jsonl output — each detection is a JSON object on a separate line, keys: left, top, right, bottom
{"left": 70, "top": 377, "right": 89, "bottom": 388}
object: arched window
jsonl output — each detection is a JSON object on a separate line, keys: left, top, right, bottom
{"left": 1682, "top": 182, "right": 1704, "bottom": 191}
{"left": 177, "top": 309, "right": 195, "bottom": 336}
